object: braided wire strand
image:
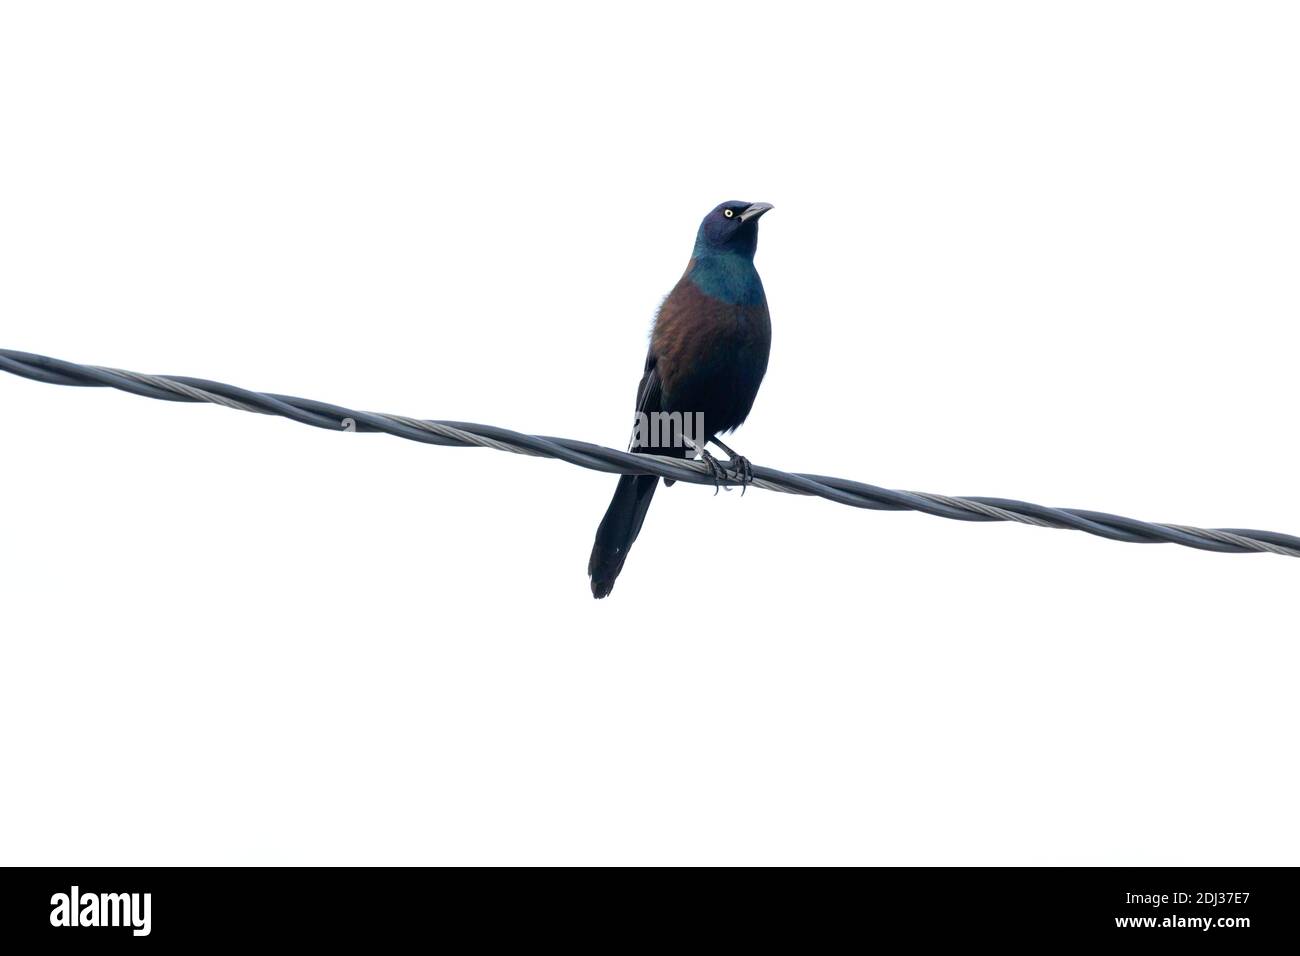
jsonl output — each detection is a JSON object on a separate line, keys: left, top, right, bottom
{"left": 2, "top": 348, "right": 1297, "bottom": 559}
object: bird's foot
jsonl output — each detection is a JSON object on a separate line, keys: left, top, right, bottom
{"left": 706, "top": 437, "right": 752, "bottom": 494}
{"left": 699, "top": 449, "right": 728, "bottom": 495}
{"left": 726, "top": 455, "right": 753, "bottom": 495}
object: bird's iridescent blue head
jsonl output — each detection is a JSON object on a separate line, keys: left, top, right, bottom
{"left": 693, "top": 200, "right": 774, "bottom": 261}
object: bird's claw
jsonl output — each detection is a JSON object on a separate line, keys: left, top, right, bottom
{"left": 699, "top": 449, "right": 728, "bottom": 494}
{"left": 698, "top": 451, "right": 752, "bottom": 495}
{"left": 727, "top": 455, "right": 753, "bottom": 495}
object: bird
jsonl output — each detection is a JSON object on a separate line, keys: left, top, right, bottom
{"left": 588, "top": 200, "right": 774, "bottom": 599}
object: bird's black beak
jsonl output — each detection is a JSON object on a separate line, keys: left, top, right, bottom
{"left": 738, "top": 202, "right": 774, "bottom": 223}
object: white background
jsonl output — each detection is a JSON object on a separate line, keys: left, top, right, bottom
{"left": 2, "top": 2, "right": 1297, "bottom": 866}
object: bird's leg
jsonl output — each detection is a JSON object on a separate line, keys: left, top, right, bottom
{"left": 682, "top": 434, "right": 727, "bottom": 494}
{"left": 708, "top": 435, "right": 753, "bottom": 495}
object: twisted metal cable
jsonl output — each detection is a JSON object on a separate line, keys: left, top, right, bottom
{"left": 3, "top": 348, "right": 1298, "bottom": 559}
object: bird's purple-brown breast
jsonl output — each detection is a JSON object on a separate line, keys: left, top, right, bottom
{"left": 649, "top": 262, "right": 771, "bottom": 435}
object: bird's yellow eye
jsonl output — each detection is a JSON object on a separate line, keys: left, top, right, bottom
{"left": 723, "top": 209, "right": 735, "bottom": 218}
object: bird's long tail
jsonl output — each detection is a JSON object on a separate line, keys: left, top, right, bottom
{"left": 588, "top": 473, "right": 659, "bottom": 599}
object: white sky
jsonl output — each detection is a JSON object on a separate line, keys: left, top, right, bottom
{"left": 3, "top": 2, "right": 1298, "bottom": 864}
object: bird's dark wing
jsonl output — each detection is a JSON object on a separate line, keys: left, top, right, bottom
{"left": 628, "top": 352, "right": 688, "bottom": 486}
{"left": 628, "top": 353, "right": 661, "bottom": 451}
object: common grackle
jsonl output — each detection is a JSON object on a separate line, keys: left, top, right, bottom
{"left": 588, "top": 200, "right": 773, "bottom": 598}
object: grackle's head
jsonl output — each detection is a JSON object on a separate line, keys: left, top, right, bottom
{"left": 693, "top": 200, "right": 774, "bottom": 259}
